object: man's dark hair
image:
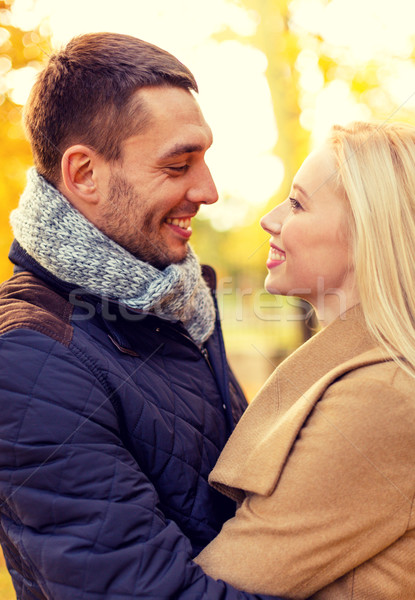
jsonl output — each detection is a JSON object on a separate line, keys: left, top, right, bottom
{"left": 24, "top": 32, "right": 198, "bottom": 185}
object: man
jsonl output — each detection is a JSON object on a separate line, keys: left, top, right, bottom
{"left": 0, "top": 33, "right": 279, "bottom": 599}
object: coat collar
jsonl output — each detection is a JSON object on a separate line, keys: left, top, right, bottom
{"left": 209, "top": 305, "right": 392, "bottom": 502}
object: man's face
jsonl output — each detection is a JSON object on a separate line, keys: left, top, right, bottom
{"left": 94, "top": 86, "right": 218, "bottom": 269}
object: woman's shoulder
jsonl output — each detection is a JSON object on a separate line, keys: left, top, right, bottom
{"left": 320, "top": 355, "right": 415, "bottom": 447}
{"left": 336, "top": 351, "right": 414, "bottom": 402}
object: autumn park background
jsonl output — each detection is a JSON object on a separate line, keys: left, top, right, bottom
{"left": 1, "top": 0, "right": 415, "bottom": 595}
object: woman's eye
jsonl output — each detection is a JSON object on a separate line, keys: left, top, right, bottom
{"left": 289, "top": 197, "right": 302, "bottom": 211}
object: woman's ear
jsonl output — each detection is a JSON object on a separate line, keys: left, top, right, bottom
{"left": 60, "top": 145, "right": 100, "bottom": 206}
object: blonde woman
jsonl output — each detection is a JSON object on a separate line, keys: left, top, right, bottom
{"left": 195, "top": 121, "right": 415, "bottom": 599}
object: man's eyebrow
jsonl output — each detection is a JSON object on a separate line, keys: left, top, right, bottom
{"left": 160, "top": 143, "right": 205, "bottom": 161}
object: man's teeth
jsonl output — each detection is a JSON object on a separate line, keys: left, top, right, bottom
{"left": 166, "top": 217, "right": 191, "bottom": 229}
{"left": 270, "top": 248, "right": 286, "bottom": 261}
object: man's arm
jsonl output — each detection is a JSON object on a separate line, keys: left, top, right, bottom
{"left": 0, "top": 329, "right": 279, "bottom": 600}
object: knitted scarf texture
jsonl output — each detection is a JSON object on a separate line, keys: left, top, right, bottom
{"left": 10, "top": 168, "right": 216, "bottom": 345}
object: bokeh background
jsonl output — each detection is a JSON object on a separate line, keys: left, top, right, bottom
{"left": 1, "top": 0, "right": 415, "bottom": 595}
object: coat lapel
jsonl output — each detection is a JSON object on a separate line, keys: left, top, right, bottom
{"left": 209, "top": 307, "right": 391, "bottom": 501}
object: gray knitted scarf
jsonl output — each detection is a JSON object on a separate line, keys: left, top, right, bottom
{"left": 10, "top": 168, "right": 216, "bottom": 345}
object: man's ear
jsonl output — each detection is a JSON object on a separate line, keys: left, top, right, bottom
{"left": 59, "top": 145, "right": 102, "bottom": 208}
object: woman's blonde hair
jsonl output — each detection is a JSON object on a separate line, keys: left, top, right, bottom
{"left": 328, "top": 121, "right": 415, "bottom": 376}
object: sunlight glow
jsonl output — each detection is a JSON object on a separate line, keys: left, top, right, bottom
{"left": 5, "top": 0, "right": 415, "bottom": 225}
{"left": 8, "top": 0, "right": 279, "bottom": 228}
{"left": 290, "top": 0, "right": 415, "bottom": 62}
{"left": 6, "top": 66, "right": 38, "bottom": 105}
{"left": 291, "top": 0, "right": 415, "bottom": 147}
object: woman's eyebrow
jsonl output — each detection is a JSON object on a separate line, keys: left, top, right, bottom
{"left": 293, "top": 183, "right": 310, "bottom": 199}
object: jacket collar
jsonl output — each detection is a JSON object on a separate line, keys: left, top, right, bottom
{"left": 9, "top": 238, "right": 223, "bottom": 365}
{"left": 10, "top": 239, "right": 78, "bottom": 296}
{"left": 209, "top": 306, "right": 392, "bottom": 502}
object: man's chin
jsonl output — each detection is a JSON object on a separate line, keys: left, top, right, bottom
{"left": 144, "top": 243, "right": 190, "bottom": 270}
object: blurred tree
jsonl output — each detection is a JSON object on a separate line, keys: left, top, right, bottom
{"left": 243, "top": 0, "right": 319, "bottom": 339}
{"left": 202, "top": 0, "right": 415, "bottom": 270}
{"left": 240, "top": 0, "right": 310, "bottom": 201}
{"left": 199, "top": 0, "right": 317, "bottom": 343}
{"left": 197, "top": 0, "right": 310, "bottom": 282}
{"left": 192, "top": 0, "right": 310, "bottom": 288}
{"left": 0, "top": 0, "right": 50, "bottom": 282}
{"left": 204, "top": 0, "right": 415, "bottom": 345}
{"left": 0, "top": 6, "right": 50, "bottom": 589}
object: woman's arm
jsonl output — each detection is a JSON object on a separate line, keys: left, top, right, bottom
{"left": 195, "top": 375, "right": 415, "bottom": 598}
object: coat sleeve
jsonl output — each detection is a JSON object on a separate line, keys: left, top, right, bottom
{"left": 195, "top": 375, "right": 415, "bottom": 598}
{"left": 0, "top": 330, "right": 278, "bottom": 600}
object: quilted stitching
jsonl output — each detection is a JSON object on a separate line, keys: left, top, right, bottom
{"left": 0, "top": 272, "right": 263, "bottom": 600}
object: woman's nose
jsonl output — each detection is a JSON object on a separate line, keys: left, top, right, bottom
{"left": 260, "top": 205, "right": 283, "bottom": 235}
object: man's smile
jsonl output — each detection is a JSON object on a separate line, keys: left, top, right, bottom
{"left": 165, "top": 216, "right": 193, "bottom": 239}
{"left": 165, "top": 217, "right": 192, "bottom": 229}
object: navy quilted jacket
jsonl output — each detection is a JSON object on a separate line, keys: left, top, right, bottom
{"left": 0, "top": 242, "right": 278, "bottom": 600}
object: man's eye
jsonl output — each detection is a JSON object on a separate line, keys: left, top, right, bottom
{"left": 168, "top": 165, "right": 188, "bottom": 173}
{"left": 289, "top": 197, "right": 302, "bottom": 211}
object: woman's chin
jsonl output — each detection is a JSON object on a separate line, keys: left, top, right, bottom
{"left": 264, "top": 276, "right": 283, "bottom": 297}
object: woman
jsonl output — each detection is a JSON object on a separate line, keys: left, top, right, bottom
{"left": 194, "top": 121, "right": 415, "bottom": 599}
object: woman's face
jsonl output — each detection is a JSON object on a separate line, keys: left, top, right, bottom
{"left": 261, "top": 143, "right": 358, "bottom": 322}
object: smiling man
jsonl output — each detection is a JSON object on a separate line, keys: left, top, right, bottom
{"left": 0, "top": 33, "right": 274, "bottom": 600}
{"left": 65, "top": 85, "right": 218, "bottom": 269}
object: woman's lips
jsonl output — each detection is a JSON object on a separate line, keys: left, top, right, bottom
{"left": 266, "top": 243, "right": 286, "bottom": 269}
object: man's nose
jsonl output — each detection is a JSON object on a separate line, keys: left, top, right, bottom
{"left": 186, "top": 164, "right": 219, "bottom": 205}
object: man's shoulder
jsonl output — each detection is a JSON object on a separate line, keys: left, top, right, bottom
{"left": 0, "top": 270, "right": 73, "bottom": 346}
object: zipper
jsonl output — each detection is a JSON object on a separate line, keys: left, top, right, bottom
{"left": 201, "top": 346, "right": 215, "bottom": 376}
{"left": 144, "top": 317, "right": 232, "bottom": 421}
{"left": 157, "top": 321, "right": 216, "bottom": 376}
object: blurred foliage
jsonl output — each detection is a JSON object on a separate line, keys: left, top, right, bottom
{"left": 0, "top": 0, "right": 50, "bottom": 282}
{"left": 194, "top": 0, "right": 316, "bottom": 355}
{"left": 0, "top": 3, "right": 52, "bottom": 592}
{"left": 0, "top": 539, "right": 13, "bottom": 598}
{"left": 194, "top": 0, "right": 415, "bottom": 280}
{"left": 195, "top": 0, "right": 415, "bottom": 376}
{"left": 194, "top": 0, "right": 309, "bottom": 282}
{"left": 1, "top": 0, "right": 415, "bottom": 591}
{"left": 0, "top": 0, "right": 413, "bottom": 357}
{"left": 1, "top": 0, "right": 415, "bottom": 284}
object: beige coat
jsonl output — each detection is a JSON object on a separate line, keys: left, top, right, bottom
{"left": 195, "top": 307, "right": 415, "bottom": 599}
